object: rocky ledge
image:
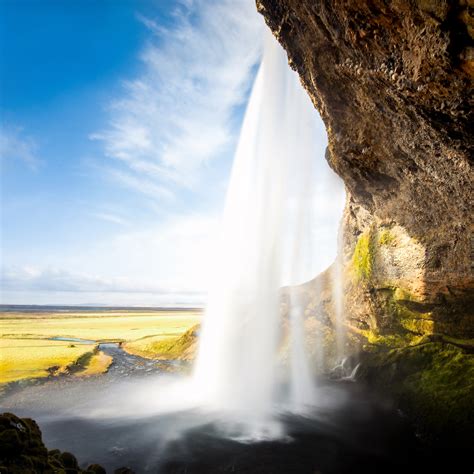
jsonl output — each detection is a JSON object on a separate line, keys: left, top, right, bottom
{"left": 0, "top": 413, "right": 134, "bottom": 474}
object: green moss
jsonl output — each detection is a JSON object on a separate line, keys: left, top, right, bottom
{"left": 361, "top": 328, "right": 424, "bottom": 348}
{"left": 400, "top": 315, "right": 434, "bottom": 334}
{"left": 352, "top": 230, "right": 375, "bottom": 282}
{"left": 392, "top": 287, "right": 417, "bottom": 302}
{"left": 388, "top": 297, "right": 434, "bottom": 335}
{"left": 378, "top": 229, "right": 396, "bottom": 246}
{"left": 366, "top": 286, "right": 435, "bottom": 347}
{"left": 359, "top": 343, "right": 474, "bottom": 446}
{"left": 442, "top": 335, "right": 474, "bottom": 349}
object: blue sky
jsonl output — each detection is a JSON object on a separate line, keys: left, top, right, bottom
{"left": 0, "top": 0, "right": 342, "bottom": 306}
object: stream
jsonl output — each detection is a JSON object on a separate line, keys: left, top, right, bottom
{"left": 99, "top": 343, "right": 182, "bottom": 378}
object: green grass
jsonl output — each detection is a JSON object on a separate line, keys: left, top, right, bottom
{"left": 124, "top": 324, "right": 200, "bottom": 360}
{"left": 0, "top": 309, "right": 201, "bottom": 384}
{"left": 1, "top": 310, "right": 201, "bottom": 342}
{"left": 0, "top": 338, "right": 95, "bottom": 384}
{"left": 74, "top": 350, "right": 113, "bottom": 377}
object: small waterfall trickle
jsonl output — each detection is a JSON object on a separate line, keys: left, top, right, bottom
{"left": 331, "top": 218, "right": 347, "bottom": 366}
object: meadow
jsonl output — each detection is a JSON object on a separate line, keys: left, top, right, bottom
{"left": 0, "top": 309, "right": 201, "bottom": 384}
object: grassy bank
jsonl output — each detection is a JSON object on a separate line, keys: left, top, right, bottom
{"left": 0, "top": 309, "right": 201, "bottom": 384}
{"left": 124, "top": 324, "right": 200, "bottom": 360}
{"left": 0, "top": 338, "right": 96, "bottom": 384}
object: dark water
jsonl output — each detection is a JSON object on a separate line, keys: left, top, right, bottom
{"left": 1, "top": 378, "right": 440, "bottom": 474}
{"left": 37, "top": 389, "right": 419, "bottom": 474}
{"left": 1, "top": 344, "right": 468, "bottom": 473}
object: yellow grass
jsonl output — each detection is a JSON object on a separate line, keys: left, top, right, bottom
{"left": 0, "top": 310, "right": 201, "bottom": 384}
{"left": 75, "top": 351, "right": 113, "bottom": 377}
{"left": 0, "top": 338, "right": 95, "bottom": 384}
{"left": 124, "top": 324, "right": 200, "bottom": 361}
{"left": 1, "top": 311, "right": 201, "bottom": 342}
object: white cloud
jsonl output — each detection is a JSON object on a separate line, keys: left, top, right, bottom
{"left": 107, "top": 168, "right": 175, "bottom": 202}
{"left": 0, "top": 125, "right": 40, "bottom": 170}
{"left": 90, "top": 212, "right": 129, "bottom": 226}
{"left": 83, "top": 212, "right": 221, "bottom": 292}
{"left": 91, "top": 0, "right": 263, "bottom": 200}
{"left": 1, "top": 211, "right": 220, "bottom": 305}
{"left": 0, "top": 265, "right": 198, "bottom": 294}
{"left": 0, "top": 266, "right": 206, "bottom": 306}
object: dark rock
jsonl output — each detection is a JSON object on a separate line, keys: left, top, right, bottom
{"left": 60, "top": 451, "right": 79, "bottom": 469}
{"left": 0, "top": 412, "right": 105, "bottom": 473}
{"left": 86, "top": 464, "right": 107, "bottom": 474}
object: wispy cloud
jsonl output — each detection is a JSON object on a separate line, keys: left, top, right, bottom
{"left": 90, "top": 212, "right": 129, "bottom": 226}
{"left": 107, "top": 168, "right": 175, "bottom": 202}
{"left": 0, "top": 265, "right": 176, "bottom": 293}
{"left": 1, "top": 211, "right": 220, "bottom": 302}
{"left": 0, "top": 125, "right": 40, "bottom": 170}
{"left": 91, "top": 0, "right": 263, "bottom": 201}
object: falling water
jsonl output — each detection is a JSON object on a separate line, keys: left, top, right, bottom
{"left": 193, "top": 31, "right": 327, "bottom": 437}
{"left": 0, "top": 30, "right": 353, "bottom": 471}
{"left": 331, "top": 228, "right": 346, "bottom": 364}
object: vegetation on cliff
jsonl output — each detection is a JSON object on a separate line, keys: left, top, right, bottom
{"left": 351, "top": 230, "right": 375, "bottom": 282}
{"left": 359, "top": 342, "right": 474, "bottom": 448}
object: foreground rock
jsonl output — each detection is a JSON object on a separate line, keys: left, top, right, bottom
{"left": 257, "top": 0, "right": 474, "bottom": 449}
{"left": 0, "top": 412, "right": 134, "bottom": 474}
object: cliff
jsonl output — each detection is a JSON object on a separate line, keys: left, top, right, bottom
{"left": 257, "top": 0, "right": 473, "bottom": 450}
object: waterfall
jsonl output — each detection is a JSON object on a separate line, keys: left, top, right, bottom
{"left": 193, "top": 31, "right": 326, "bottom": 438}
{"left": 34, "top": 27, "right": 345, "bottom": 443}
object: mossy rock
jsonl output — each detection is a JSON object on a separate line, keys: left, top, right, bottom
{"left": 351, "top": 230, "right": 375, "bottom": 282}
{"left": 86, "top": 464, "right": 106, "bottom": 474}
{"left": 358, "top": 342, "right": 474, "bottom": 450}
{"left": 59, "top": 451, "right": 79, "bottom": 469}
{"left": 0, "top": 413, "right": 105, "bottom": 473}
{"left": 378, "top": 229, "right": 396, "bottom": 246}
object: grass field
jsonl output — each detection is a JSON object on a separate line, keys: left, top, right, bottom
{"left": 0, "top": 338, "right": 96, "bottom": 384}
{"left": 74, "top": 350, "right": 113, "bottom": 377}
{"left": 124, "top": 324, "right": 200, "bottom": 361}
{"left": 0, "top": 309, "right": 201, "bottom": 385}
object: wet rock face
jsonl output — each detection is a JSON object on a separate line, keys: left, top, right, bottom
{"left": 257, "top": 0, "right": 473, "bottom": 339}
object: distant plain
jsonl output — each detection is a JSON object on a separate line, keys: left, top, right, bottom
{"left": 0, "top": 308, "right": 201, "bottom": 384}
